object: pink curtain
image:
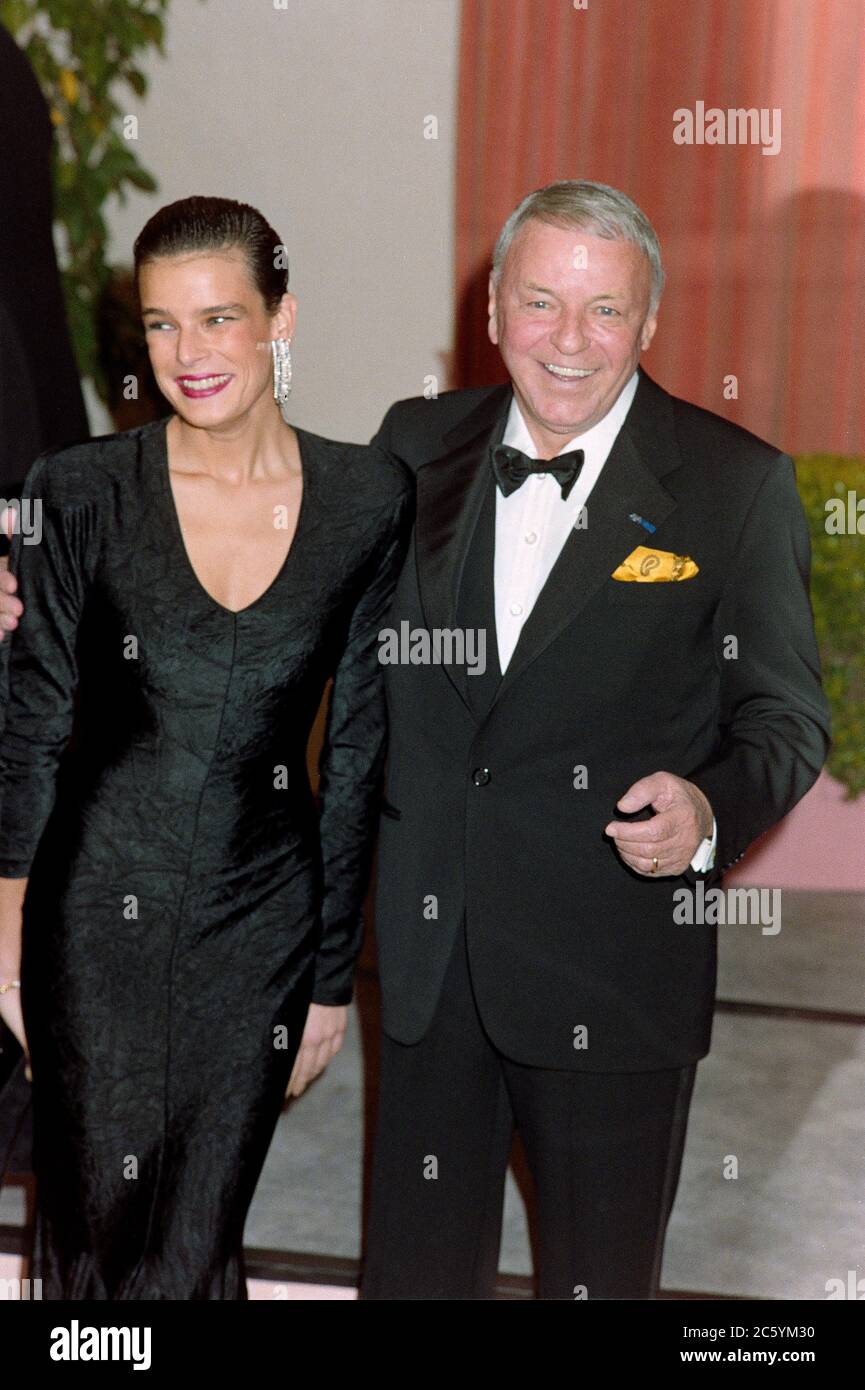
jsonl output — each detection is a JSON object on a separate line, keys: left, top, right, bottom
{"left": 455, "top": 0, "right": 865, "bottom": 456}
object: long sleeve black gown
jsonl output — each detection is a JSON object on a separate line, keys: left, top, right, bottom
{"left": 0, "top": 415, "right": 414, "bottom": 1299}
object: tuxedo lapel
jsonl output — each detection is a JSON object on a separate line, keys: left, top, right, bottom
{"left": 413, "top": 386, "right": 510, "bottom": 714}
{"left": 495, "top": 369, "right": 683, "bottom": 704}
{"left": 495, "top": 426, "right": 677, "bottom": 703}
{"left": 412, "top": 370, "right": 684, "bottom": 717}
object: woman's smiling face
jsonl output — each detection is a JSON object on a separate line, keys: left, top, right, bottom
{"left": 139, "top": 248, "right": 296, "bottom": 427}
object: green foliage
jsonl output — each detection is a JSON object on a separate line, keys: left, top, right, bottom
{"left": 0, "top": 0, "right": 172, "bottom": 400}
{"left": 795, "top": 455, "right": 865, "bottom": 799}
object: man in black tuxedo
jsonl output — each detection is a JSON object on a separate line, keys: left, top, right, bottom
{"left": 359, "top": 181, "right": 830, "bottom": 1299}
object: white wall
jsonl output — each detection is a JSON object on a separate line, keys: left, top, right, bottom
{"left": 98, "top": 0, "right": 460, "bottom": 443}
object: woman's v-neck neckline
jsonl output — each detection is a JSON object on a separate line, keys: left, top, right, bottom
{"left": 156, "top": 415, "right": 310, "bottom": 617}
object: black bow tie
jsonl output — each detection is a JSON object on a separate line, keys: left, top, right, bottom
{"left": 491, "top": 443, "right": 585, "bottom": 501}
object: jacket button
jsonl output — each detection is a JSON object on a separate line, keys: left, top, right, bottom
{"left": 471, "top": 767, "right": 491, "bottom": 786}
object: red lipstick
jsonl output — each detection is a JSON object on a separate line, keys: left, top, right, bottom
{"left": 176, "top": 373, "right": 233, "bottom": 399}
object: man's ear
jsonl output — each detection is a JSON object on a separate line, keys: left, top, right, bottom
{"left": 487, "top": 273, "right": 499, "bottom": 346}
{"left": 639, "top": 309, "right": 658, "bottom": 352}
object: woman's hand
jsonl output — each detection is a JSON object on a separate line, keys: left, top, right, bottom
{"left": 0, "top": 880, "right": 30, "bottom": 1077}
{"left": 0, "top": 973, "right": 30, "bottom": 1079}
{"left": 0, "top": 507, "right": 24, "bottom": 641}
{"left": 285, "top": 1002, "right": 347, "bottom": 1099}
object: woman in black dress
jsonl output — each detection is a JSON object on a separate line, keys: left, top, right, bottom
{"left": 0, "top": 196, "right": 413, "bottom": 1299}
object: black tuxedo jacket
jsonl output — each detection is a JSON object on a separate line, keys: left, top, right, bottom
{"left": 370, "top": 368, "right": 831, "bottom": 1071}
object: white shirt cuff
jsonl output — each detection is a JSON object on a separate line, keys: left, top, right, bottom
{"left": 689, "top": 816, "right": 717, "bottom": 872}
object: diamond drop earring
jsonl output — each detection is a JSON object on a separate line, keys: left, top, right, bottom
{"left": 271, "top": 337, "right": 292, "bottom": 409}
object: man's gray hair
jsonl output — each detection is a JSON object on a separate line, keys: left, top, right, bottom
{"left": 491, "top": 180, "right": 664, "bottom": 313}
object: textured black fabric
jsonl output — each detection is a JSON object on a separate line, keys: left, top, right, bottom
{"left": 0, "top": 1021, "right": 31, "bottom": 1177}
{"left": 0, "top": 416, "right": 413, "bottom": 1299}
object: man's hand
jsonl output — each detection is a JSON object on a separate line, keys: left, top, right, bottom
{"left": 604, "top": 771, "right": 713, "bottom": 877}
{"left": 0, "top": 506, "right": 22, "bottom": 640}
{"left": 285, "top": 1002, "right": 347, "bottom": 1099}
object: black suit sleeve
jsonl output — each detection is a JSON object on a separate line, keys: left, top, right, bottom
{"left": 682, "top": 454, "right": 831, "bottom": 884}
{"left": 311, "top": 486, "right": 415, "bottom": 1004}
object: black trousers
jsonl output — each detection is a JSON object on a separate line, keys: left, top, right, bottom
{"left": 361, "top": 915, "right": 697, "bottom": 1300}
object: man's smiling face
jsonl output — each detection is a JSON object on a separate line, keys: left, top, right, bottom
{"left": 488, "top": 219, "right": 658, "bottom": 456}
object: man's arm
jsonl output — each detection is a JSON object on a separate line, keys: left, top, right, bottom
{"left": 608, "top": 454, "right": 829, "bottom": 883}
{"left": 684, "top": 454, "right": 831, "bottom": 879}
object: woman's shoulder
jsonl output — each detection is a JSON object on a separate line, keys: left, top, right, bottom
{"left": 297, "top": 428, "right": 414, "bottom": 512}
{"left": 19, "top": 418, "right": 165, "bottom": 507}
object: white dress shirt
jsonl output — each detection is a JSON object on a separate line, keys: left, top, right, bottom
{"left": 492, "top": 370, "right": 716, "bottom": 873}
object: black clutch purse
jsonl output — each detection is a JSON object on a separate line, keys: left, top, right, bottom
{"left": 0, "top": 1017, "right": 33, "bottom": 1180}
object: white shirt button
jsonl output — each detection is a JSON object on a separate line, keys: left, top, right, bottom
{"left": 524, "top": 531, "right": 538, "bottom": 545}
{"left": 509, "top": 602, "right": 523, "bottom": 616}
{"left": 534, "top": 472, "right": 547, "bottom": 480}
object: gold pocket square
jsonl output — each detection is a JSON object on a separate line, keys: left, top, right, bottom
{"left": 612, "top": 545, "right": 699, "bottom": 582}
